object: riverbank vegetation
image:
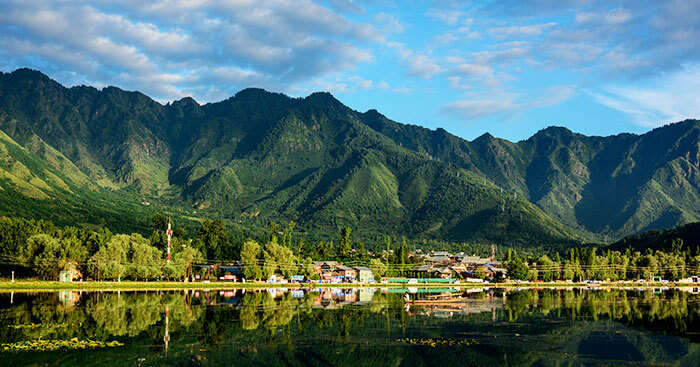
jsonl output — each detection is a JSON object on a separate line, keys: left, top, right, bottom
{"left": 505, "top": 244, "right": 700, "bottom": 281}
{"left": 2, "top": 215, "right": 700, "bottom": 283}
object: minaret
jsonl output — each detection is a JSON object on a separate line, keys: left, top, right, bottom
{"left": 166, "top": 217, "right": 173, "bottom": 264}
{"left": 164, "top": 305, "right": 170, "bottom": 357}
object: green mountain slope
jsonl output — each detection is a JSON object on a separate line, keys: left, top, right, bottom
{"left": 607, "top": 222, "right": 700, "bottom": 253}
{"left": 3, "top": 67, "right": 700, "bottom": 245}
{"left": 0, "top": 68, "right": 582, "bottom": 247}
{"left": 361, "top": 110, "right": 700, "bottom": 239}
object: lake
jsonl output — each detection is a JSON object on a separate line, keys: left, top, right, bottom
{"left": 1, "top": 287, "right": 699, "bottom": 366}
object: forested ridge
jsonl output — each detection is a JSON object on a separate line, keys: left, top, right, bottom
{"left": 1, "top": 68, "right": 699, "bottom": 251}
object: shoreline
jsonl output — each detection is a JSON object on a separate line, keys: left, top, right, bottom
{"left": 0, "top": 280, "right": 696, "bottom": 292}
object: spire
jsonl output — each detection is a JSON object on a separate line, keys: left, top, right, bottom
{"left": 166, "top": 217, "right": 173, "bottom": 264}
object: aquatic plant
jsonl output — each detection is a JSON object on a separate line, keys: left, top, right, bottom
{"left": 396, "top": 338, "right": 477, "bottom": 347}
{"left": 9, "top": 323, "right": 73, "bottom": 330}
{"left": 1, "top": 338, "right": 124, "bottom": 352}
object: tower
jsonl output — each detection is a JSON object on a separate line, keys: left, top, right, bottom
{"left": 166, "top": 217, "right": 173, "bottom": 264}
{"left": 491, "top": 244, "right": 496, "bottom": 261}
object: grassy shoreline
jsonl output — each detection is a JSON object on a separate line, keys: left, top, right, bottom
{"left": 0, "top": 280, "right": 695, "bottom": 292}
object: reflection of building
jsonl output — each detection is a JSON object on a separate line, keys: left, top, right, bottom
{"left": 357, "top": 288, "right": 376, "bottom": 304}
{"left": 311, "top": 288, "right": 376, "bottom": 308}
{"left": 678, "top": 287, "right": 700, "bottom": 294}
{"left": 412, "top": 291, "right": 505, "bottom": 319}
{"left": 58, "top": 291, "right": 80, "bottom": 307}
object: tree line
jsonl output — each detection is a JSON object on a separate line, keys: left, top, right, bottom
{"left": 505, "top": 241, "right": 700, "bottom": 281}
{"left": 0, "top": 216, "right": 413, "bottom": 281}
{"left": 4, "top": 214, "right": 698, "bottom": 282}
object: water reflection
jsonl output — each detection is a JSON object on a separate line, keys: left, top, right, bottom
{"left": 0, "top": 287, "right": 699, "bottom": 366}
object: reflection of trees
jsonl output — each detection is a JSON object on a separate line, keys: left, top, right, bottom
{"left": 87, "top": 293, "right": 162, "bottom": 337}
{"left": 2, "top": 291, "right": 204, "bottom": 344}
{"left": 238, "top": 291, "right": 307, "bottom": 331}
{"left": 240, "top": 292, "right": 263, "bottom": 330}
{"left": 503, "top": 289, "right": 700, "bottom": 335}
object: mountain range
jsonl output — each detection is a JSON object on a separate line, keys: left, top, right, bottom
{"left": 1, "top": 68, "right": 698, "bottom": 247}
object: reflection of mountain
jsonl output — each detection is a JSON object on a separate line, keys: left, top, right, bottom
{"left": 1, "top": 289, "right": 700, "bottom": 366}
{"left": 541, "top": 321, "right": 700, "bottom": 366}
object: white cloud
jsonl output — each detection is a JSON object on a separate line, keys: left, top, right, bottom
{"left": 425, "top": 8, "right": 469, "bottom": 26}
{"left": 576, "top": 8, "right": 632, "bottom": 25}
{"left": 453, "top": 63, "right": 493, "bottom": 76}
{"left": 447, "top": 76, "right": 470, "bottom": 90}
{"left": 386, "top": 42, "right": 441, "bottom": 79}
{"left": 406, "top": 55, "right": 441, "bottom": 78}
{"left": 348, "top": 76, "right": 373, "bottom": 90}
{"left": 392, "top": 87, "right": 412, "bottom": 94}
{"left": 441, "top": 98, "right": 518, "bottom": 120}
{"left": 0, "top": 0, "right": 380, "bottom": 101}
{"left": 374, "top": 12, "right": 404, "bottom": 34}
{"left": 590, "top": 64, "right": 700, "bottom": 127}
{"left": 441, "top": 85, "right": 577, "bottom": 120}
{"left": 490, "top": 22, "right": 557, "bottom": 38}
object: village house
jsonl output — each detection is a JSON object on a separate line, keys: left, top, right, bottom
{"left": 313, "top": 261, "right": 339, "bottom": 281}
{"left": 409, "top": 248, "right": 505, "bottom": 281}
{"left": 333, "top": 265, "right": 357, "bottom": 279}
{"left": 680, "top": 275, "right": 700, "bottom": 283}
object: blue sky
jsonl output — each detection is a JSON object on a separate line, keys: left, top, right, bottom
{"left": 0, "top": 0, "right": 697, "bottom": 141}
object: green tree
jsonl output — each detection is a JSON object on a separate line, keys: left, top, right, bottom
{"left": 298, "top": 257, "right": 315, "bottom": 279}
{"left": 129, "top": 234, "right": 163, "bottom": 280}
{"left": 338, "top": 227, "right": 353, "bottom": 259}
{"left": 89, "top": 234, "right": 130, "bottom": 280}
{"left": 266, "top": 239, "right": 297, "bottom": 278}
{"left": 369, "top": 258, "right": 387, "bottom": 280}
{"left": 152, "top": 213, "right": 168, "bottom": 232}
{"left": 173, "top": 245, "right": 204, "bottom": 280}
{"left": 195, "top": 219, "right": 232, "bottom": 261}
{"left": 21, "top": 234, "right": 87, "bottom": 280}
{"left": 261, "top": 251, "right": 276, "bottom": 280}
{"left": 505, "top": 254, "right": 529, "bottom": 280}
{"left": 240, "top": 240, "right": 262, "bottom": 280}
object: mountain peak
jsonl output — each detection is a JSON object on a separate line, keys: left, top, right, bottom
{"left": 528, "top": 126, "right": 579, "bottom": 143}
{"left": 4, "top": 68, "right": 60, "bottom": 89}
{"left": 539, "top": 126, "right": 574, "bottom": 135}
{"left": 473, "top": 132, "right": 495, "bottom": 143}
{"left": 172, "top": 96, "right": 199, "bottom": 106}
{"left": 304, "top": 91, "right": 342, "bottom": 105}
{"left": 234, "top": 87, "right": 271, "bottom": 98}
{"left": 8, "top": 68, "right": 51, "bottom": 81}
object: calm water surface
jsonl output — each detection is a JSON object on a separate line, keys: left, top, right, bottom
{"left": 1, "top": 287, "right": 700, "bottom": 366}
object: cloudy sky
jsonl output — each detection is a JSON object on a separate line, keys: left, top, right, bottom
{"left": 0, "top": 0, "right": 698, "bottom": 141}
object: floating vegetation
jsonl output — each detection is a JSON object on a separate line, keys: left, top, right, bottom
{"left": 396, "top": 338, "right": 477, "bottom": 347}
{"left": 1, "top": 338, "right": 124, "bottom": 352}
{"left": 10, "top": 323, "right": 73, "bottom": 330}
